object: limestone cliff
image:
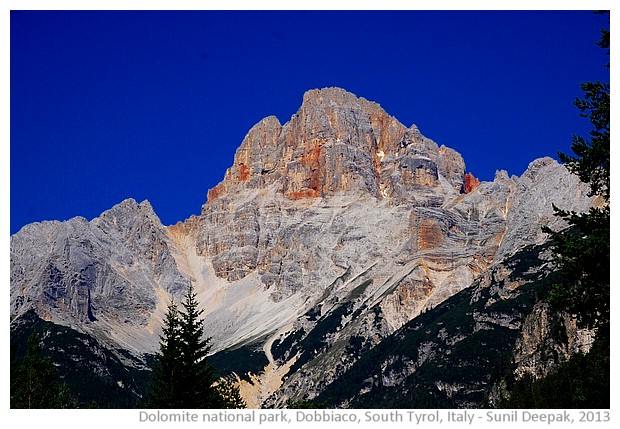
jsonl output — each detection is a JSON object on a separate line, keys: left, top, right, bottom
{"left": 10, "top": 199, "right": 190, "bottom": 353}
{"left": 309, "top": 242, "right": 593, "bottom": 408}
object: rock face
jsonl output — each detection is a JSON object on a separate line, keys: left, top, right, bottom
{"left": 206, "top": 88, "right": 466, "bottom": 206}
{"left": 9, "top": 88, "right": 595, "bottom": 407}
{"left": 310, "top": 242, "right": 593, "bottom": 408}
{"left": 10, "top": 199, "right": 190, "bottom": 352}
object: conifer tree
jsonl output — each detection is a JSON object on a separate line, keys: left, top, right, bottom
{"left": 177, "top": 283, "right": 219, "bottom": 408}
{"left": 215, "top": 377, "right": 247, "bottom": 409}
{"left": 543, "top": 13, "right": 610, "bottom": 334}
{"left": 537, "top": 12, "right": 609, "bottom": 407}
{"left": 147, "top": 284, "right": 245, "bottom": 408}
{"left": 11, "top": 334, "right": 76, "bottom": 408}
{"left": 147, "top": 300, "right": 183, "bottom": 408}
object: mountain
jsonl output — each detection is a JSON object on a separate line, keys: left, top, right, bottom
{"left": 10, "top": 87, "right": 595, "bottom": 408}
{"left": 311, "top": 242, "right": 593, "bottom": 408}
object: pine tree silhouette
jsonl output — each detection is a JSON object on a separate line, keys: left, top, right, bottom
{"left": 147, "top": 284, "right": 245, "bottom": 408}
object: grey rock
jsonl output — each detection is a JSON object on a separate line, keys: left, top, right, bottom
{"left": 10, "top": 199, "right": 190, "bottom": 353}
{"left": 10, "top": 88, "right": 595, "bottom": 406}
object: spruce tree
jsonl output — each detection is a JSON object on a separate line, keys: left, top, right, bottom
{"left": 147, "top": 300, "right": 184, "bottom": 408}
{"left": 147, "top": 284, "right": 245, "bottom": 408}
{"left": 177, "top": 283, "right": 219, "bottom": 408}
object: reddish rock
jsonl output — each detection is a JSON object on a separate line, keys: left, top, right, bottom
{"left": 285, "top": 189, "right": 321, "bottom": 200}
{"left": 418, "top": 219, "right": 444, "bottom": 249}
{"left": 207, "top": 183, "right": 223, "bottom": 201}
{"left": 300, "top": 142, "right": 324, "bottom": 195}
{"left": 238, "top": 163, "right": 251, "bottom": 182}
{"left": 203, "top": 88, "right": 473, "bottom": 207}
{"left": 463, "top": 173, "right": 480, "bottom": 194}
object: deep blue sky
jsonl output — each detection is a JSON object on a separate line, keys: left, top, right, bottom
{"left": 10, "top": 10, "right": 610, "bottom": 235}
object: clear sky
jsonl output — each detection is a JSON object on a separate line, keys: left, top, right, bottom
{"left": 9, "top": 8, "right": 610, "bottom": 235}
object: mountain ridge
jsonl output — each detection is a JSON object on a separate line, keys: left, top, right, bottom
{"left": 10, "top": 87, "right": 595, "bottom": 407}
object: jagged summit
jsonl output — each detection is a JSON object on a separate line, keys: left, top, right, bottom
{"left": 207, "top": 87, "right": 468, "bottom": 204}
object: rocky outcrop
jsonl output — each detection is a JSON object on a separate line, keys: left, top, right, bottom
{"left": 462, "top": 173, "right": 480, "bottom": 193}
{"left": 510, "top": 302, "right": 594, "bottom": 381}
{"left": 205, "top": 88, "right": 467, "bottom": 205}
{"left": 308, "top": 242, "right": 593, "bottom": 409}
{"left": 10, "top": 199, "right": 189, "bottom": 352}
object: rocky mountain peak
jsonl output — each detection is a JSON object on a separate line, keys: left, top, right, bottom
{"left": 206, "top": 87, "right": 470, "bottom": 205}
{"left": 95, "top": 198, "right": 158, "bottom": 226}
